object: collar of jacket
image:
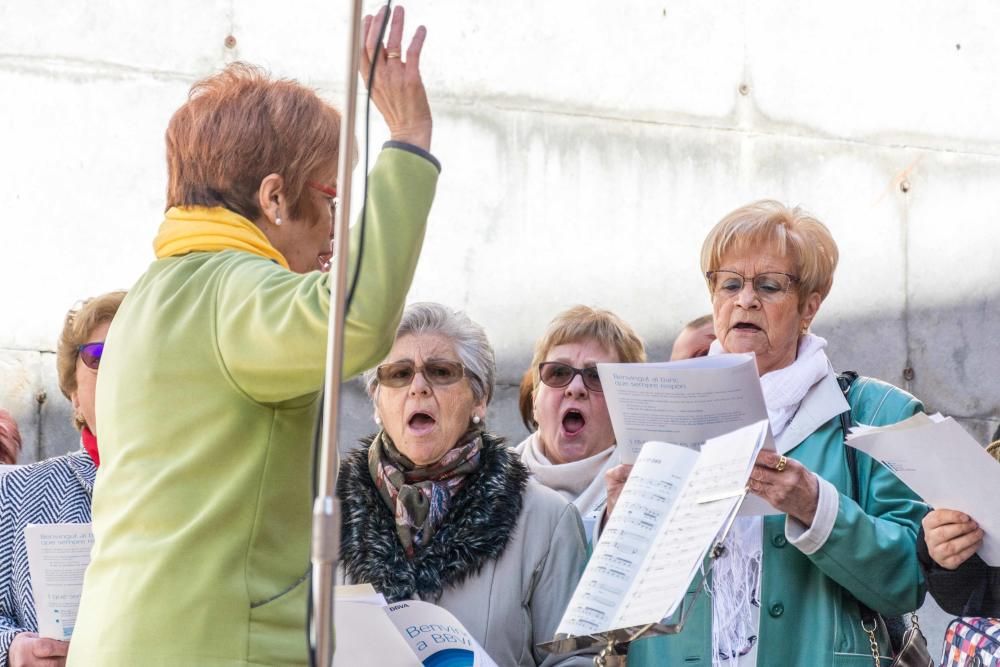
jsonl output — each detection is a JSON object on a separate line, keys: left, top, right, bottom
{"left": 774, "top": 370, "right": 849, "bottom": 455}
{"left": 67, "top": 449, "right": 97, "bottom": 495}
{"left": 152, "top": 205, "right": 290, "bottom": 270}
{"left": 338, "top": 431, "right": 528, "bottom": 603}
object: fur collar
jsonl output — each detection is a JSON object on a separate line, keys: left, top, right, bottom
{"left": 338, "top": 431, "right": 528, "bottom": 602}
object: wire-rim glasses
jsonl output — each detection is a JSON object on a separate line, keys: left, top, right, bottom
{"left": 705, "top": 270, "right": 799, "bottom": 303}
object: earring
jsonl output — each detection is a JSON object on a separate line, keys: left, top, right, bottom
{"left": 472, "top": 415, "right": 481, "bottom": 425}
{"left": 274, "top": 216, "right": 282, "bottom": 226}
{"left": 374, "top": 414, "right": 382, "bottom": 426}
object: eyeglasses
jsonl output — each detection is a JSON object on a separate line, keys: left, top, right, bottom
{"left": 705, "top": 270, "right": 799, "bottom": 303}
{"left": 307, "top": 180, "right": 339, "bottom": 216}
{"left": 376, "top": 360, "right": 466, "bottom": 388}
{"left": 538, "top": 362, "right": 604, "bottom": 393}
{"left": 77, "top": 342, "right": 104, "bottom": 370}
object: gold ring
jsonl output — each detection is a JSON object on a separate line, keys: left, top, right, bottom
{"left": 775, "top": 455, "right": 788, "bottom": 472}
{"left": 386, "top": 51, "right": 401, "bottom": 59}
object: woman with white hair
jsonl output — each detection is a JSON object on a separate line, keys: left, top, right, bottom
{"left": 338, "top": 302, "right": 590, "bottom": 666}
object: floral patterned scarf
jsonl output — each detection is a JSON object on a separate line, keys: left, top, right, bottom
{"left": 368, "top": 429, "right": 483, "bottom": 558}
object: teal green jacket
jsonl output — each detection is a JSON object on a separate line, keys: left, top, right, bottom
{"left": 629, "top": 374, "right": 927, "bottom": 667}
{"left": 68, "top": 146, "right": 438, "bottom": 667}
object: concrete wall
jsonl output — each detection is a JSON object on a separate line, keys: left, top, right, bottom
{"left": 2, "top": 0, "right": 998, "bottom": 640}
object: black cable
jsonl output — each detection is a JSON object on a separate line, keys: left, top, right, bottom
{"left": 307, "top": 4, "right": 392, "bottom": 665}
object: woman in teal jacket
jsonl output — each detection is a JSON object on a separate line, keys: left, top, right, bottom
{"left": 607, "top": 200, "right": 925, "bottom": 666}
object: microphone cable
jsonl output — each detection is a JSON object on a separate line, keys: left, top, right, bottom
{"left": 307, "top": 2, "right": 392, "bottom": 665}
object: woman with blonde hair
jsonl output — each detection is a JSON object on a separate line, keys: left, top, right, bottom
{"left": 608, "top": 200, "right": 926, "bottom": 666}
{"left": 515, "top": 305, "right": 645, "bottom": 542}
{"left": 0, "top": 291, "right": 124, "bottom": 667}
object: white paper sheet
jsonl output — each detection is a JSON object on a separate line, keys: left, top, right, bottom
{"left": 333, "top": 586, "right": 497, "bottom": 667}
{"left": 596, "top": 354, "right": 769, "bottom": 464}
{"left": 847, "top": 414, "right": 1000, "bottom": 566}
{"left": 23, "top": 523, "right": 94, "bottom": 640}
{"left": 334, "top": 599, "right": 420, "bottom": 667}
{"left": 385, "top": 599, "right": 498, "bottom": 667}
{"left": 556, "top": 421, "right": 767, "bottom": 638}
{"left": 556, "top": 443, "right": 698, "bottom": 637}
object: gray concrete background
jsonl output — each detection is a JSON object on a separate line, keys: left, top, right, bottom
{"left": 2, "top": 0, "right": 998, "bottom": 650}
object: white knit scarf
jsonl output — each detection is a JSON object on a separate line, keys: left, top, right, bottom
{"left": 708, "top": 334, "right": 831, "bottom": 665}
{"left": 513, "top": 432, "right": 616, "bottom": 517}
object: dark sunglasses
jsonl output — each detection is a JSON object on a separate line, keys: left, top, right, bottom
{"left": 538, "top": 362, "right": 603, "bottom": 393}
{"left": 376, "top": 360, "right": 466, "bottom": 388}
{"left": 77, "top": 342, "right": 105, "bottom": 370}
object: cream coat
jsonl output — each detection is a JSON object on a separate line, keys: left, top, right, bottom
{"left": 435, "top": 480, "right": 592, "bottom": 667}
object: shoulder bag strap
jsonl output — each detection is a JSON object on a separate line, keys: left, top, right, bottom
{"left": 837, "top": 372, "right": 886, "bottom": 666}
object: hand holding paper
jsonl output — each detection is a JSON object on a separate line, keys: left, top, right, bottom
{"left": 848, "top": 414, "right": 1000, "bottom": 566}
{"left": 922, "top": 509, "right": 985, "bottom": 570}
{"left": 748, "top": 450, "right": 820, "bottom": 525}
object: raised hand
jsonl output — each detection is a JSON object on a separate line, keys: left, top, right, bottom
{"left": 360, "top": 5, "right": 432, "bottom": 151}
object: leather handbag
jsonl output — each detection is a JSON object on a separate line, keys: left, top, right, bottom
{"left": 857, "top": 611, "right": 934, "bottom": 667}
{"left": 837, "top": 373, "right": 934, "bottom": 667}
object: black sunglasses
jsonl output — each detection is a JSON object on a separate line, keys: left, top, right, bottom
{"left": 538, "top": 362, "right": 603, "bottom": 393}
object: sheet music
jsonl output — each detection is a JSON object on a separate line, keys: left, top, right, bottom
{"left": 613, "top": 423, "right": 765, "bottom": 627}
{"left": 848, "top": 414, "right": 1000, "bottom": 566}
{"left": 555, "top": 421, "right": 767, "bottom": 638}
{"left": 555, "top": 444, "right": 698, "bottom": 637}
{"left": 596, "top": 354, "right": 769, "bottom": 464}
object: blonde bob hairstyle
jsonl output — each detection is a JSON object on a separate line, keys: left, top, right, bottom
{"left": 700, "top": 200, "right": 839, "bottom": 309}
{"left": 57, "top": 291, "right": 127, "bottom": 428}
{"left": 528, "top": 305, "right": 646, "bottom": 406}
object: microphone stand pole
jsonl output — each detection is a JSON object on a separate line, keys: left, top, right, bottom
{"left": 311, "top": 0, "right": 364, "bottom": 664}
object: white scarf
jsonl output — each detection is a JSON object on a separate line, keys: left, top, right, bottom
{"left": 513, "top": 432, "right": 616, "bottom": 517}
{"left": 709, "top": 334, "right": 831, "bottom": 665}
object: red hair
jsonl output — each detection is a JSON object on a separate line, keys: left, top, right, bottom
{"left": 0, "top": 409, "right": 21, "bottom": 465}
{"left": 165, "top": 62, "right": 342, "bottom": 222}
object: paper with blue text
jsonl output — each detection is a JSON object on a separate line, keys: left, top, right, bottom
{"left": 597, "top": 354, "right": 770, "bottom": 464}
{"left": 24, "top": 522, "right": 94, "bottom": 640}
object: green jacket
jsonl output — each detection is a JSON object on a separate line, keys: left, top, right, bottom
{"left": 628, "top": 374, "right": 927, "bottom": 667}
{"left": 68, "top": 146, "right": 439, "bottom": 666}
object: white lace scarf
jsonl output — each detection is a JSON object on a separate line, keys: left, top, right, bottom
{"left": 708, "top": 334, "right": 831, "bottom": 665}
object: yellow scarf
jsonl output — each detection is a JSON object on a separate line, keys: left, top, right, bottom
{"left": 153, "top": 206, "right": 289, "bottom": 270}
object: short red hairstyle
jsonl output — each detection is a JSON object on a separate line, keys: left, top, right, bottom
{"left": 166, "top": 62, "right": 342, "bottom": 222}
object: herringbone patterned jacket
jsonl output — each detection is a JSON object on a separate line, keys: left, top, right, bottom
{"left": 0, "top": 449, "right": 95, "bottom": 661}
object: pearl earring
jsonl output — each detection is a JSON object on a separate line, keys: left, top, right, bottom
{"left": 472, "top": 415, "right": 481, "bottom": 425}
{"left": 274, "top": 216, "right": 282, "bottom": 226}
{"left": 374, "top": 415, "right": 382, "bottom": 426}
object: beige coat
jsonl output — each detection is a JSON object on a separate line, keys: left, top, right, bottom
{"left": 338, "top": 434, "right": 593, "bottom": 666}
{"left": 436, "top": 479, "right": 592, "bottom": 667}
